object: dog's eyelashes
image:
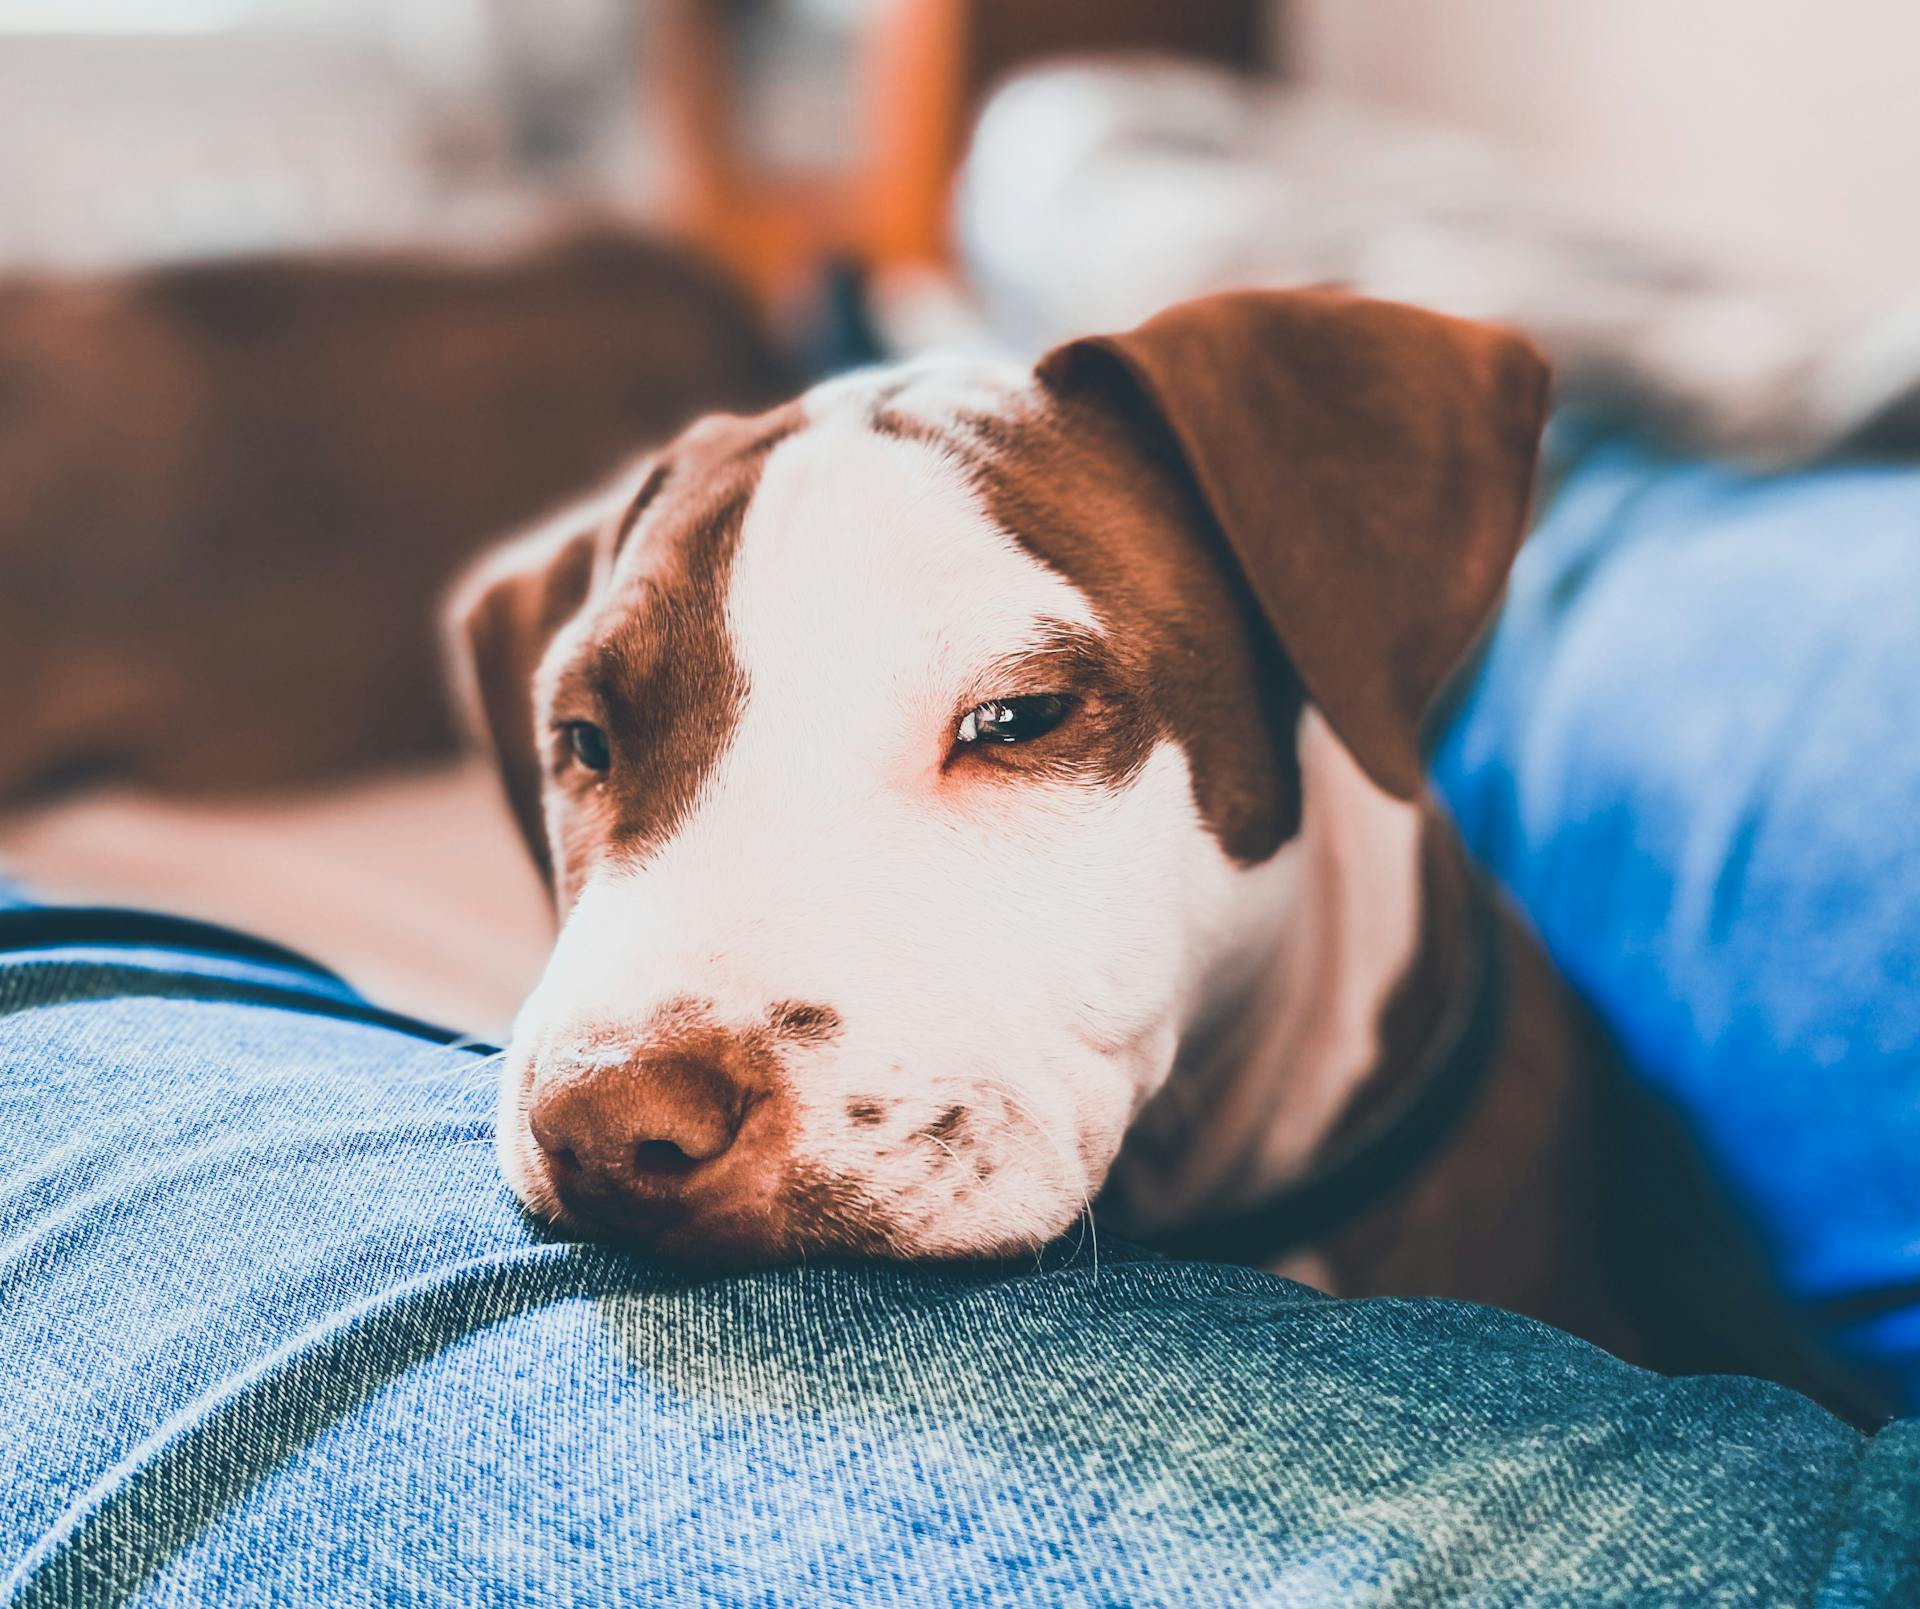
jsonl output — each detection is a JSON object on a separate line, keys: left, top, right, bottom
{"left": 955, "top": 694, "right": 1075, "bottom": 746}
{"left": 561, "top": 721, "right": 612, "bottom": 773}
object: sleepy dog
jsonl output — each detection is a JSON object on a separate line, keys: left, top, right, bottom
{"left": 450, "top": 289, "right": 1851, "bottom": 1407}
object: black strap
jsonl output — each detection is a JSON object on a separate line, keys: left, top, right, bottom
{"left": 0, "top": 905, "right": 345, "bottom": 979}
{"left": 1149, "top": 869, "right": 1507, "bottom": 1267}
{"left": 0, "top": 904, "right": 500, "bottom": 1055}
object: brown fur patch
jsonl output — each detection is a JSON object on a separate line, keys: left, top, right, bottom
{"left": 778, "top": 1164, "right": 897, "bottom": 1257}
{"left": 544, "top": 408, "right": 798, "bottom": 893}
{"left": 879, "top": 394, "right": 1304, "bottom": 863}
{"left": 610, "top": 459, "right": 673, "bottom": 559}
{"left": 771, "top": 1002, "right": 842, "bottom": 1043}
{"left": 1036, "top": 293, "right": 1547, "bottom": 802}
{"left": 915, "top": 1105, "right": 971, "bottom": 1147}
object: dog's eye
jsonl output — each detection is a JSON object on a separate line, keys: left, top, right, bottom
{"left": 562, "top": 721, "right": 611, "bottom": 773}
{"left": 955, "top": 694, "right": 1074, "bottom": 746}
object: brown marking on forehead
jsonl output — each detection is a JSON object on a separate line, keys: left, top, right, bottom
{"left": 874, "top": 390, "right": 1303, "bottom": 863}
{"left": 866, "top": 398, "right": 952, "bottom": 450}
{"left": 609, "top": 458, "right": 672, "bottom": 559}
{"left": 546, "top": 405, "right": 799, "bottom": 887}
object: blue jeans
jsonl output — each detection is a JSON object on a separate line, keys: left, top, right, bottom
{"left": 1, "top": 906, "right": 1914, "bottom": 1605}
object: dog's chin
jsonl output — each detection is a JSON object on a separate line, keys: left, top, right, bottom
{"left": 567, "top": 1208, "right": 1064, "bottom": 1271}
{"left": 494, "top": 1114, "right": 1081, "bottom": 1269}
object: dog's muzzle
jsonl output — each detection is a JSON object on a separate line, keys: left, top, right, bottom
{"left": 525, "top": 1031, "right": 783, "bottom": 1253}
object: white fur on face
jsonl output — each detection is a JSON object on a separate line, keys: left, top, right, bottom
{"left": 499, "top": 374, "right": 1290, "bottom": 1257}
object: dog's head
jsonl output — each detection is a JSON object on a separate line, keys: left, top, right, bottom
{"left": 448, "top": 290, "right": 1547, "bottom": 1262}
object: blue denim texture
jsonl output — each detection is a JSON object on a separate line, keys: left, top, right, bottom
{"left": 2, "top": 913, "right": 1916, "bottom": 1605}
{"left": 1434, "top": 429, "right": 1920, "bottom": 1409}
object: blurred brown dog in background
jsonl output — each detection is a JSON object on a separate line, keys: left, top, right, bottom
{"left": 0, "top": 228, "right": 792, "bottom": 805}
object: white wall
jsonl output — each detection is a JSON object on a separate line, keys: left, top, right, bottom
{"left": 1289, "top": 0, "right": 1920, "bottom": 305}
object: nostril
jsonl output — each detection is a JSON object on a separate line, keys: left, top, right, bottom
{"left": 632, "top": 1138, "right": 702, "bottom": 1178}
{"left": 549, "top": 1145, "right": 581, "bottom": 1174}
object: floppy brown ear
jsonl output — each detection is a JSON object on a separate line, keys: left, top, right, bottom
{"left": 443, "top": 495, "right": 614, "bottom": 888}
{"left": 1036, "top": 290, "right": 1549, "bottom": 799}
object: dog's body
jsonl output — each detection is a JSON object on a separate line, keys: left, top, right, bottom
{"left": 451, "top": 290, "right": 1852, "bottom": 1411}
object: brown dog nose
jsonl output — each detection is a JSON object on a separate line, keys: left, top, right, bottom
{"left": 528, "top": 1051, "right": 749, "bottom": 1206}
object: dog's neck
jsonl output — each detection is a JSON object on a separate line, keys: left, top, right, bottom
{"left": 1111, "top": 711, "right": 1433, "bottom": 1233}
{"left": 1112, "top": 718, "right": 1639, "bottom": 1354}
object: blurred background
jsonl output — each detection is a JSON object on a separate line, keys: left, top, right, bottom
{"left": 4, "top": 0, "right": 1919, "bottom": 1030}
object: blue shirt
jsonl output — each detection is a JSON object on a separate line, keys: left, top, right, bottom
{"left": 1436, "top": 424, "right": 1920, "bottom": 1408}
